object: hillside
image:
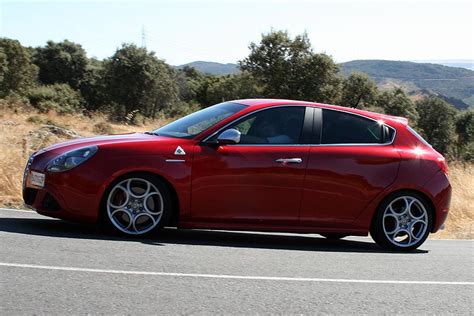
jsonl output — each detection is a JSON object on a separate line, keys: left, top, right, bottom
{"left": 340, "top": 60, "right": 474, "bottom": 107}
{"left": 341, "top": 59, "right": 474, "bottom": 80}
{"left": 177, "top": 59, "right": 474, "bottom": 108}
{"left": 413, "top": 60, "right": 474, "bottom": 70}
{"left": 176, "top": 61, "right": 239, "bottom": 75}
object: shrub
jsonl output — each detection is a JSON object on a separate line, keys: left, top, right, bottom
{"left": 26, "top": 115, "right": 43, "bottom": 124}
{"left": 93, "top": 122, "right": 113, "bottom": 134}
{"left": 44, "top": 119, "right": 68, "bottom": 129}
{"left": 26, "top": 83, "right": 84, "bottom": 114}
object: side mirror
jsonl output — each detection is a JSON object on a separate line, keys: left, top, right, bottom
{"left": 217, "top": 129, "right": 241, "bottom": 145}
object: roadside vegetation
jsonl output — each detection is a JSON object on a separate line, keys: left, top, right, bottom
{"left": 1, "top": 30, "right": 472, "bottom": 238}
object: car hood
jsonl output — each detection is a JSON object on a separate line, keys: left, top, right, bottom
{"left": 37, "top": 133, "right": 176, "bottom": 154}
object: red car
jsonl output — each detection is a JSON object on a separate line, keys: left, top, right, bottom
{"left": 23, "top": 99, "right": 451, "bottom": 250}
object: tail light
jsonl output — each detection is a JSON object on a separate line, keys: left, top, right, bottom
{"left": 436, "top": 157, "right": 448, "bottom": 175}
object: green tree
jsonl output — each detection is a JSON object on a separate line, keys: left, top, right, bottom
{"left": 0, "top": 38, "right": 38, "bottom": 97}
{"left": 376, "top": 88, "right": 418, "bottom": 123}
{"left": 239, "top": 30, "right": 341, "bottom": 103}
{"left": 27, "top": 83, "right": 85, "bottom": 114}
{"left": 456, "top": 109, "right": 474, "bottom": 145}
{"left": 33, "top": 40, "right": 88, "bottom": 90}
{"left": 79, "top": 58, "right": 107, "bottom": 111}
{"left": 416, "top": 97, "right": 457, "bottom": 155}
{"left": 176, "top": 66, "right": 216, "bottom": 106}
{"left": 0, "top": 49, "right": 6, "bottom": 84}
{"left": 206, "top": 72, "right": 261, "bottom": 105}
{"left": 176, "top": 66, "right": 200, "bottom": 103}
{"left": 454, "top": 109, "right": 474, "bottom": 161}
{"left": 340, "top": 72, "right": 377, "bottom": 108}
{"left": 103, "top": 44, "right": 178, "bottom": 119}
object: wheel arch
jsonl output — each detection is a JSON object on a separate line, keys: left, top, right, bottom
{"left": 98, "top": 170, "right": 180, "bottom": 227}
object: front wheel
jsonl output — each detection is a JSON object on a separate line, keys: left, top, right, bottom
{"left": 103, "top": 174, "right": 172, "bottom": 236}
{"left": 371, "top": 192, "right": 432, "bottom": 251}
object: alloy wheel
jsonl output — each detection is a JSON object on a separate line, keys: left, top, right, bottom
{"left": 106, "top": 178, "right": 164, "bottom": 235}
{"left": 382, "top": 196, "right": 429, "bottom": 248}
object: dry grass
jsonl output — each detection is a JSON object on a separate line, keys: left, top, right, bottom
{"left": 431, "top": 163, "right": 474, "bottom": 239}
{"left": 0, "top": 103, "right": 472, "bottom": 239}
{"left": 0, "top": 101, "right": 170, "bottom": 207}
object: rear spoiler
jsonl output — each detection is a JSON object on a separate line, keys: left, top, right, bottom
{"left": 380, "top": 114, "right": 409, "bottom": 125}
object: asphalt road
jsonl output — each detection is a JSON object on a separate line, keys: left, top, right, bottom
{"left": 0, "top": 208, "right": 473, "bottom": 314}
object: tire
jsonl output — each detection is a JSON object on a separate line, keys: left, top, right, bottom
{"left": 102, "top": 173, "right": 173, "bottom": 236}
{"left": 371, "top": 191, "right": 432, "bottom": 251}
{"left": 320, "top": 233, "right": 347, "bottom": 240}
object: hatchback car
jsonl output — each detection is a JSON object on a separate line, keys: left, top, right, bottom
{"left": 23, "top": 99, "right": 451, "bottom": 250}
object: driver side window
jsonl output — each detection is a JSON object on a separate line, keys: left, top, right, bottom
{"left": 227, "top": 107, "right": 305, "bottom": 145}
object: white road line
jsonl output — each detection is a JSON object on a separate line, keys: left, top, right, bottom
{"left": 0, "top": 262, "right": 473, "bottom": 285}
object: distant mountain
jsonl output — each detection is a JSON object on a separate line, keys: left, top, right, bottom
{"left": 176, "top": 59, "right": 474, "bottom": 108}
{"left": 412, "top": 60, "right": 474, "bottom": 71}
{"left": 340, "top": 60, "right": 474, "bottom": 108}
{"left": 409, "top": 89, "right": 471, "bottom": 110}
{"left": 176, "top": 61, "right": 239, "bottom": 75}
{"left": 340, "top": 60, "right": 474, "bottom": 80}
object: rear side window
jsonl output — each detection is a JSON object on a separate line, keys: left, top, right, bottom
{"left": 321, "top": 109, "right": 384, "bottom": 144}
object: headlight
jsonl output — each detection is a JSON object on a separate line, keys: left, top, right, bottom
{"left": 46, "top": 146, "right": 98, "bottom": 172}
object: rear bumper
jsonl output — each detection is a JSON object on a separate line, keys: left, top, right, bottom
{"left": 424, "top": 171, "right": 452, "bottom": 233}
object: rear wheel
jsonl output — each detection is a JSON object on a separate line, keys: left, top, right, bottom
{"left": 371, "top": 192, "right": 432, "bottom": 251}
{"left": 103, "top": 174, "right": 172, "bottom": 236}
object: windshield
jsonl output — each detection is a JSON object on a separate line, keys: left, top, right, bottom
{"left": 154, "top": 102, "right": 247, "bottom": 138}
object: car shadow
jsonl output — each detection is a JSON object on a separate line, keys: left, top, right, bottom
{"left": 0, "top": 217, "right": 429, "bottom": 254}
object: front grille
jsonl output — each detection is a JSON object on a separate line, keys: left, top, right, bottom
{"left": 24, "top": 188, "right": 38, "bottom": 205}
{"left": 41, "top": 193, "right": 60, "bottom": 212}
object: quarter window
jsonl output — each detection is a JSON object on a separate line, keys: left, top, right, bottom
{"left": 321, "top": 109, "right": 384, "bottom": 144}
{"left": 220, "top": 107, "right": 305, "bottom": 144}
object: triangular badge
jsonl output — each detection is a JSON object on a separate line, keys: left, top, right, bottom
{"left": 174, "top": 146, "right": 186, "bottom": 156}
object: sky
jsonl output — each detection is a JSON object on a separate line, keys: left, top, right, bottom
{"left": 1, "top": 0, "right": 473, "bottom": 65}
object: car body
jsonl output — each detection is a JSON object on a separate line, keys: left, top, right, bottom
{"left": 23, "top": 99, "right": 451, "bottom": 250}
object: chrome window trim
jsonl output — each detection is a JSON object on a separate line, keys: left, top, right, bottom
{"left": 201, "top": 104, "right": 397, "bottom": 147}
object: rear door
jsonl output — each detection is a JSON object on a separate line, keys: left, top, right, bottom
{"left": 300, "top": 108, "right": 400, "bottom": 227}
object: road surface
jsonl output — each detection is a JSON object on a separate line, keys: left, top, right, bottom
{"left": 0, "top": 208, "right": 473, "bottom": 314}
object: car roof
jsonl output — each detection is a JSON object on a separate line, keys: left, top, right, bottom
{"left": 233, "top": 99, "right": 409, "bottom": 126}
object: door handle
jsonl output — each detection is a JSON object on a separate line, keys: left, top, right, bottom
{"left": 275, "top": 158, "right": 302, "bottom": 164}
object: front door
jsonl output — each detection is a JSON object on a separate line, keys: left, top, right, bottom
{"left": 191, "top": 106, "right": 312, "bottom": 224}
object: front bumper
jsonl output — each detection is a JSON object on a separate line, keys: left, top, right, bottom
{"left": 22, "top": 153, "right": 101, "bottom": 224}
